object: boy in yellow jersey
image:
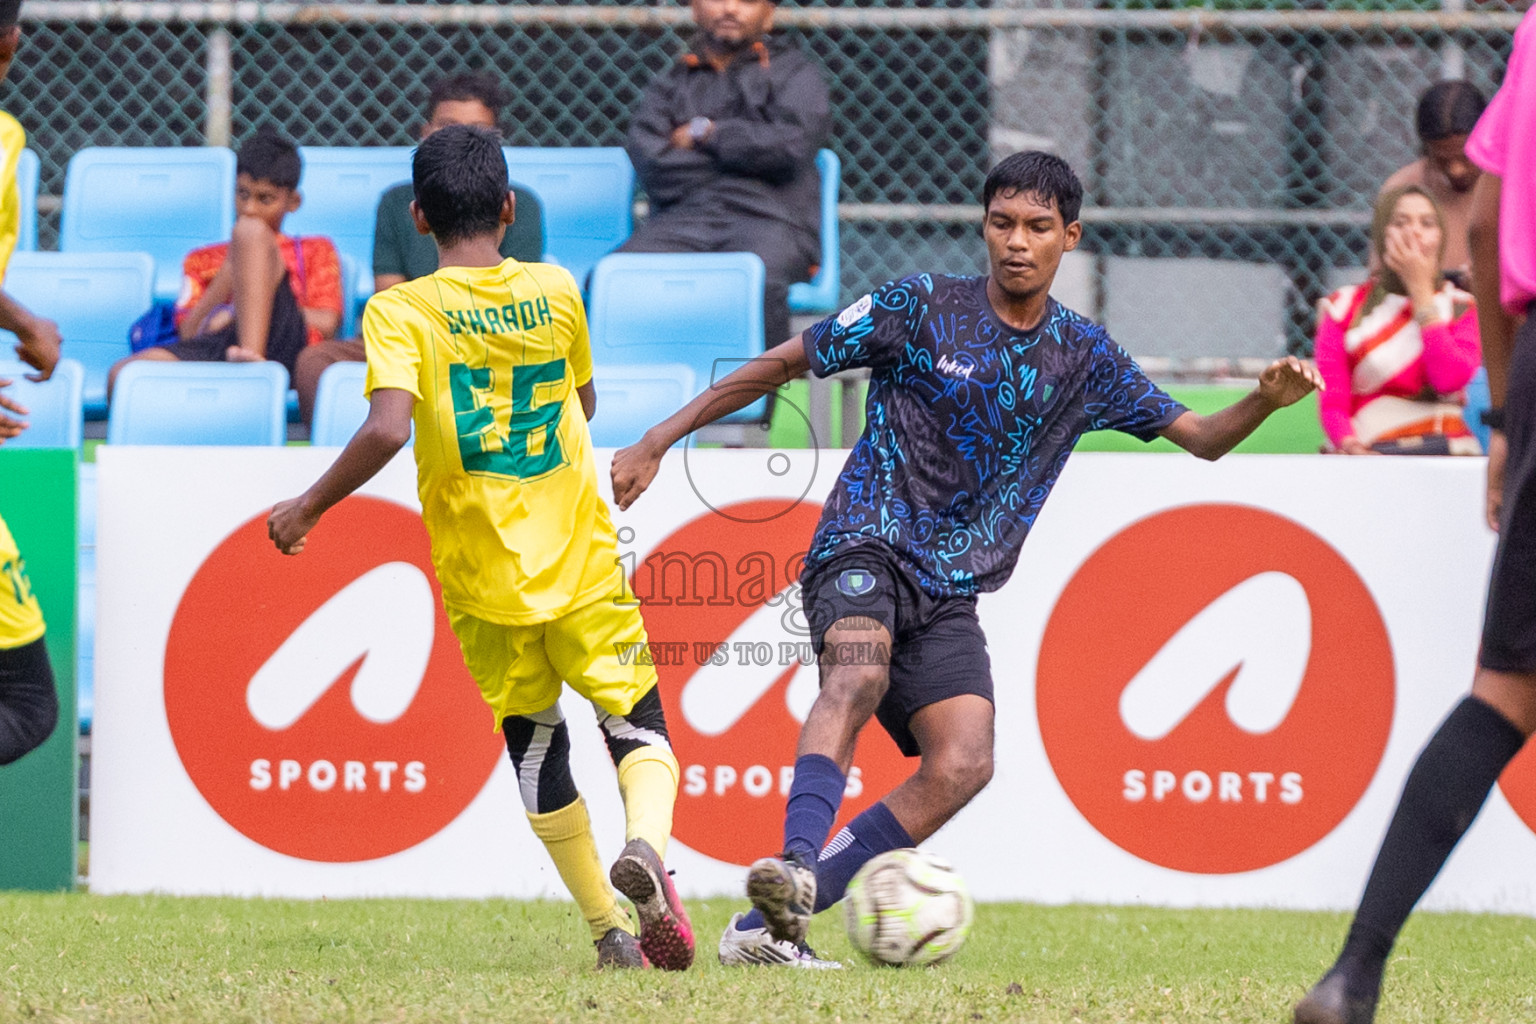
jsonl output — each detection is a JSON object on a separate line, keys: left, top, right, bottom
{"left": 0, "top": 0, "right": 59, "bottom": 768}
{"left": 267, "top": 125, "right": 694, "bottom": 972}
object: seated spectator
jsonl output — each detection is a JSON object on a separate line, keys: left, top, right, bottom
{"left": 1377, "top": 80, "right": 1487, "bottom": 286}
{"left": 293, "top": 72, "right": 544, "bottom": 425}
{"left": 108, "top": 129, "right": 342, "bottom": 393}
{"left": 621, "top": 0, "right": 830, "bottom": 351}
{"left": 1317, "top": 185, "right": 1482, "bottom": 455}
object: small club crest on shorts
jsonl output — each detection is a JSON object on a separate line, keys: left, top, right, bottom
{"left": 836, "top": 569, "right": 877, "bottom": 597}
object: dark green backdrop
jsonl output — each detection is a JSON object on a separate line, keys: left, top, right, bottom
{"left": 0, "top": 447, "right": 77, "bottom": 890}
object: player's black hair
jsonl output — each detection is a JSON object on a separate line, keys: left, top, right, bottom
{"left": 983, "top": 151, "right": 1083, "bottom": 226}
{"left": 236, "top": 128, "right": 301, "bottom": 190}
{"left": 1416, "top": 80, "right": 1487, "bottom": 142}
{"left": 0, "top": 1, "right": 21, "bottom": 30}
{"left": 412, "top": 124, "right": 508, "bottom": 246}
{"left": 426, "top": 72, "right": 510, "bottom": 122}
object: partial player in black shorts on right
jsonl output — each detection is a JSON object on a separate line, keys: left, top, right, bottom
{"left": 612, "top": 150, "right": 1321, "bottom": 968}
{"left": 1294, "top": 14, "right": 1536, "bottom": 1024}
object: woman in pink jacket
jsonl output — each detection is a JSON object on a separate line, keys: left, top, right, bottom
{"left": 1315, "top": 185, "right": 1482, "bottom": 454}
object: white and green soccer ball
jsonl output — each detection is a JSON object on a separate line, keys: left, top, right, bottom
{"left": 844, "top": 848, "right": 974, "bottom": 966}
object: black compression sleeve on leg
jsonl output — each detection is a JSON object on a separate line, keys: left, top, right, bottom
{"left": 503, "top": 713, "right": 580, "bottom": 815}
{"left": 1339, "top": 696, "right": 1527, "bottom": 997}
{"left": 0, "top": 639, "right": 59, "bottom": 766}
{"left": 596, "top": 685, "right": 671, "bottom": 768}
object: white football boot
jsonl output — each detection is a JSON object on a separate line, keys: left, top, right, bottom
{"left": 717, "top": 913, "right": 843, "bottom": 969}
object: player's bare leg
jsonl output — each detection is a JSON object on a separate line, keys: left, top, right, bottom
{"left": 747, "top": 617, "right": 891, "bottom": 944}
{"left": 1295, "top": 667, "right": 1536, "bottom": 1024}
{"left": 881, "top": 695, "right": 995, "bottom": 843}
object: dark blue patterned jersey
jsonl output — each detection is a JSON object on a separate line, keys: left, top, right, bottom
{"left": 801, "top": 273, "right": 1188, "bottom": 597}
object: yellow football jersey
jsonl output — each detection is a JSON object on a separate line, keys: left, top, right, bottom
{"left": 0, "top": 513, "right": 45, "bottom": 650}
{"left": 363, "top": 258, "right": 624, "bottom": 625}
{"left": 0, "top": 111, "right": 23, "bottom": 277}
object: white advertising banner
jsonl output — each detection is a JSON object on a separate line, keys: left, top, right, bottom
{"left": 92, "top": 447, "right": 1536, "bottom": 913}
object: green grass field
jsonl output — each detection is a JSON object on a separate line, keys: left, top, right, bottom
{"left": 3, "top": 895, "right": 1533, "bottom": 1023}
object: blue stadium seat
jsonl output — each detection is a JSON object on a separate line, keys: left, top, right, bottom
{"left": 588, "top": 252, "right": 765, "bottom": 422}
{"left": 504, "top": 147, "right": 633, "bottom": 286}
{"left": 107, "top": 361, "right": 289, "bottom": 446}
{"left": 309, "top": 359, "right": 419, "bottom": 449}
{"left": 60, "top": 147, "right": 236, "bottom": 303}
{"left": 0, "top": 358, "right": 83, "bottom": 448}
{"left": 309, "top": 361, "right": 370, "bottom": 447}
{"left": 15, "top": 148, "right": 38, "bottom": 253}
{"left": 588, "top": 364, "right": 696, "bottom": 448}
{"left": 1466, "top": 364, "right": 1491, "bottom": 452}
{"left": 287, "top": 146, "right": 413, "bottom": 320}
{"left": 788, "top": 149, "right": 842, "bottom": 315}
{"left": 76, "top": 462, "right": 96, "bottom": 733}
{"left": 0, "top": 251, "right": 155, "bottom": 417}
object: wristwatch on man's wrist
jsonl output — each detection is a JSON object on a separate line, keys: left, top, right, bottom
{"left": 687, "top": 116, "right": 712, "bottom": 145}
{"left": 1481, "top": 407, "right": 1506, "bottom": 431}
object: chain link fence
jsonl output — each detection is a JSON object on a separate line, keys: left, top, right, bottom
{"left": 6, "top": 1, "right": 1526, "bottom": 360}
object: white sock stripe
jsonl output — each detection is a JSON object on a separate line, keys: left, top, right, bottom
{"left": 516, "top": 723, "right": 555, "bottom": 813}
{"left": 820, "top": 827, "right": 856, "bottom": 861}
{"left": 598, "top": 713, "right": 674, "bottom": 754}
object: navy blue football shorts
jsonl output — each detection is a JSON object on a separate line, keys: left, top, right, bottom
{"left": 799, "top": 542, "right": 993, "bottom": 757}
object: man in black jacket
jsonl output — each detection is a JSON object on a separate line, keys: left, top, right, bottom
{"left": 623, "top": 0, "right": 831, "bottom": 352}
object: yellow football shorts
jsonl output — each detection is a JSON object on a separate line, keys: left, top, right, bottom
{"left": 448, "top": 595, "right": 660, "bottom": 729}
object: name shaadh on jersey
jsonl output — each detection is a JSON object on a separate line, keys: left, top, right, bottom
{"left": 446, "top": 297, "right": 553, "bottom": 336}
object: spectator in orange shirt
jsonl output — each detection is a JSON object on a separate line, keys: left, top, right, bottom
{"left": 108, "top": 129, "right": 342, "bottom": 394}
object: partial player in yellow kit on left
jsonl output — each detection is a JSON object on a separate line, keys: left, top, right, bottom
{"left": 0, "top": 0, "right": 64, "bottom": 766}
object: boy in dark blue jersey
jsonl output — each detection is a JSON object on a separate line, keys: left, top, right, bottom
{"left": 612, "top": 151, "right": 1321, "bottom": 967}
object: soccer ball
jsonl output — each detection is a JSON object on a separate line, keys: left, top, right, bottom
{"left": 844, "top": 848, "right": 973, "bottom": 966}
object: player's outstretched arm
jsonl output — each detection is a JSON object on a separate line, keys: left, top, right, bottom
{"left": 610, "top": 333, "right": 811, "bottom": 510}
{"left": 268, "top": 388, "right": 415, "bottom": 555}
{"left": 1158, "top": 356, "right": 1322, "bottom": 461}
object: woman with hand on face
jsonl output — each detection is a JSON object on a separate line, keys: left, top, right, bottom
{"left": 1315, "top": 185, "right": 1483, "bottom": 455}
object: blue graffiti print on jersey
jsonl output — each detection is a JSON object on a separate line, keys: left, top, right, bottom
{"left": 802, "top": 274, "right": 1187, "bottom": 597}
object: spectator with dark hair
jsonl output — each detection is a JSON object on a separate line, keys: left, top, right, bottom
{"left": 293, "top": 72, "right": 543, "bottom": 425}
{"left": 1377, "top": 80, "right": 1488, "bottom": 282}
{"left": 622, "top": 0, "right": 830, "bottom": 354}
{"left": 373, "top": 73, "right": 542, "bottom": 291}
{"left": 109, "top": 128, "right": 343, "bottom": 391}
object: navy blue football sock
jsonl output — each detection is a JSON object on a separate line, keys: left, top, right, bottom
{"left": 812, "top": 801, "right": 913, "bottom": 913}
{"left": 782, "top": 753, "right": 846, "bottom": 861}
{"left": 736, "top": 801, "right": 915, "bottom": 931}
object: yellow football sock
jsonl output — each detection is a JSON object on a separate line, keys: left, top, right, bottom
{"left": 616, "top": 746, "right": 680, "bottom": 860}
{"left": 526, "top": 796, "right": 631, "bottom": 941}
